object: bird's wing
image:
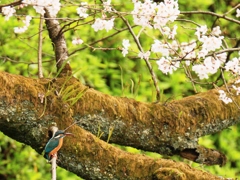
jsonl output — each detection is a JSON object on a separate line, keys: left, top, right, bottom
{"left": 44, "top": 138, "right": 60, "bottom": 153}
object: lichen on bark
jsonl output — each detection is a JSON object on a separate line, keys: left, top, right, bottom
{"left": 0, "top": 71, "right": 237, "bottom": 179}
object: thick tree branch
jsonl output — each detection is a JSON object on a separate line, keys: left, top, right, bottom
{"left": 0, "top": 71, "right": 238, "bottom": 179}
{"left": 0, "top": 71, "right": 224, "bottom": 179}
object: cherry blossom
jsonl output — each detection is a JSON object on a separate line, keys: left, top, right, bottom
{"left": 131, "top": 0, "right": 179, "bottom": 28}
{"left": 236, "top": 9, "right": 240, "bottom": 18}
{"left": 72, "top": 38, "right": 84, "bottom": 45}
{"left": 168, "top": 25, "right": 178, "bottom": 39}
{"left": 138, "top": 51, "right": 151, "bottom": 60}
{"left": 22, "top": 0, "right": 61, "bottom": 17}
{"left": 225, "top": 57, "right": 240, "bottom": 74}
{"left": 14, "top": 26, "right": 28, "bottom": 34}
{"left": 211, "top": 26, "right": 221, "bottom": 36}
{"left": 181, "top": 41, "right": 196, "bottom": 60}
{"left": 161, "top": 25, "right": 178, "bottom": 39}
{"left": 14, "top": 15, "right": 32, "bottom": 34}
{"left": 169, "top": 40, "right": 179, "bottom": 54}
{"left": 2, "top": 6, "right": 16, "bottom": 20}
{"left": 122, "top": 49, "right": 128, "bottom": 57}
{"left": 195, "top": 26, "right": 224, "bottom": 59}
{"left": 92, "top": 18, "right": 115, "bottom": 32}
{"left": 192, "top": 56, "right": 224, "bottom": 79}
{"left": 131, "top": 0, "right": 157, "bottom": 28}
{"left": 232, "top": 85, "right": 240, "bottom": 96}
{"left": 235, "top": 79, "right": 240, "bottom": 84}
{"left": 192, "top": 64, "right": 209, "bottom": 79}
{"left": 151, "top": 40, "right": 170, "bottom": 56}
{"left": 218, "top": 90, "right": 232, "bottom": 104}
{"left": 156, "top": 57, "right": 180, "bottom": 74}
{"left": 200, "top": 35, "right": 223, "bottom": 52}
{"left": 154, "top": 0, "right": 180, "bottom": 28}
{"left": 77, "top": 2, "right": 89, "bottom": 18}
{"left": 216, "top": 52, "right": 227, "bottom": 63}
{"left": 122, "top": 39, "right": 130, "bottom": 49}
{"left": 203, "top": 56, "right": 221, "bottom": 74}
{"left": 195, "top": 25, "right": 207, "bottom": 39}
{"left": 122, "top": 39, "right": 130, "bottom": 57}
{"left": 103, "top": 0, "right": 112, "bottom": 12}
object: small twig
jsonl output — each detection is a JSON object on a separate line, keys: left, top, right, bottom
{"left": 38, "top": 15, "right": 44, "bottom": 78}
{"left": 120, "top": 16, "right": 161, "bottom": 101}
{"left": 86, "top": 44, "right": 118, "bottom": 51}
{"left": 64, "top": 121, "right": 78, "bottom": 131}
{"left": 220, "top": 68, "right": 240, "bottom": 109}
{"left": 183, "top": 65, "right": 197, "bottom": 93}
{"left": 181, "top": 11, "right": 240, "bottom": 25}
{"left": 224, "top": 3, "right": 240, "bottom": 16}
{"left": 175, "top": 18, "right": 201, "bottom": 26}
{"left": 69, "top": 26, "right": 132, "bottom": 56}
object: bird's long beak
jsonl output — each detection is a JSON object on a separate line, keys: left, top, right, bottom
{"left": 64, "top": 132, "right": 74, "bottom": 136}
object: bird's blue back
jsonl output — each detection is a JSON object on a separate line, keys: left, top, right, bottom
{"left": 44, "top": 133, "right": 64, "bottom": 160}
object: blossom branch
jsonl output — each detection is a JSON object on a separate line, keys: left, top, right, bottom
{"left": 69, "top": 26, "right": 131, "bottom": 56}
{"left": 121, "top": 16, "right": 161, "bottom": 101}
{"left": 0, "top": 0, "right": 22, "bottom": 12}
{"left": 181, "top": 11, "right": 240, "bottom": 25}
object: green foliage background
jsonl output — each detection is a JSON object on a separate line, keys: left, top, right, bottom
{"left": 0, "top": 0, "right": 239, "bottom": 179}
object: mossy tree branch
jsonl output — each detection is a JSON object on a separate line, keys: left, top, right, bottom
{"left": 0, "top": 71, "right": 238, "bottom": 179}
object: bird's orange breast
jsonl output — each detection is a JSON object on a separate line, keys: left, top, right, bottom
{"left": 49, "top": 137, "right": 63, "bottom": 158}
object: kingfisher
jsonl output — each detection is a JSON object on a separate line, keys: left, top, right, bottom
{"left": 44, "top": 130, "right": 73, "bottom": 161}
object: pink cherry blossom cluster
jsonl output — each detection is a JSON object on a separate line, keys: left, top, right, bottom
{"left": 151, "top": 40, "right": 180, "bottom": 75}
{"left": 122, "top": 39, "right": 130, "bottom": 57}
{"left": 138, "top": 51, "right": 151, "bottom": 60}
{"left": 225, "top": 56, "right": 240, "bottom": 74}
{"left": 2, "top": 6, "right": 16, "bottom": 20}
{"left": 90, "top": 0, "right": 115, "bottom": 32}
{"left": 191, "top": 25, "right": 237, "bottom": 80}
{"left": 156, "top": 56, "right": 180, "bottom": 74}
{"left": 14, "top": 15, "right": 32, "bottom": 34}
{"left": 103, "top": 0, "right": 112, "bottom": 12}
{"left": 192, "top": 54, "right": 226, "bottom": 79}
{"left": 237, "top": 9, "right": 240, "bottom": 17}
{"left": 72, "top": 38, "right": 84, "bottom": 45}
{"left": 91, "top": 18, "right": 115, "bottom": 32}
{"left": 77, "top": 2, "right": 89, "bottom": 18}
{"left": 132, "top": 0, "right": 180, "bottom": 28}
{"left": 22, "top": 0, "right": 61, "bottom": 17}
{"left": 151, "top": 40, "right": 178, "bottom": 57}
{"left": 2, "top": 0, "right": 61, "bottom": 33}
{"left": 196, "top": 26, "right": 223, "bottom": 58}
{"left": 218, "top": 90, "right": 232, "bottom": 104}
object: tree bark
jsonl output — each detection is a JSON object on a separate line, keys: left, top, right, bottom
{"left": 0, "top": 71, "right": 236, "bottom": 179}
{"left": 44, "top": 10, "right": 72, "bottom": 76}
